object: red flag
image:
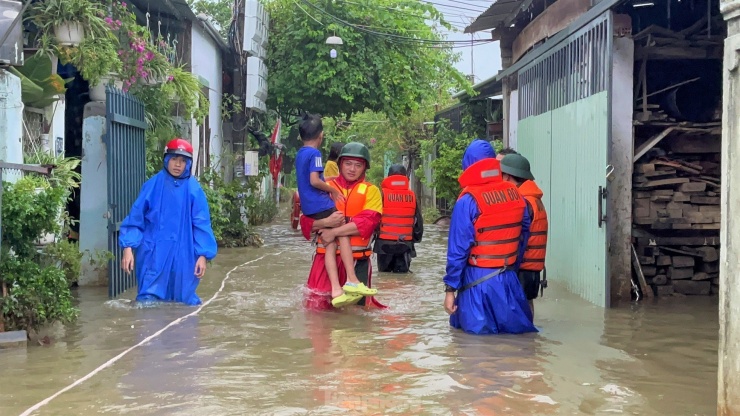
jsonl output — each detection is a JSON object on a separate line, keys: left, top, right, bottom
{"left": 269, "top": 119, "right": 282, "bottom": 187}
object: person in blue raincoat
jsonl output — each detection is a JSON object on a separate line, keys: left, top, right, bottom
{"left": 442, "top": 140, "right": 537, "bottom": 335}
{"left": 119, "top": 138, "right": 218, "bottom": 306}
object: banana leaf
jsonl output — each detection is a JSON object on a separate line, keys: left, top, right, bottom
{"left": 8, "top": 54, "right": 72, "bottom": 108}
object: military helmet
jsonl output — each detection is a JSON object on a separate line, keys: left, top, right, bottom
{"left": 338, "top": 142, "right": 370, "bottom": 168}
{"left": 500, "top": 153, "right": 535, "bottom": 180}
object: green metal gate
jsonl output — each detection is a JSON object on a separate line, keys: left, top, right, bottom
{"left": 106, "top": 86, "right": 147, "bottom": 298}
{"left": 517, "top": 13, "right": 612, "bottom": 307}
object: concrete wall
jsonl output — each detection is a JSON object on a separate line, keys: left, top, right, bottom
{"left": 719, "top": 2, "right": 740, "bottom": 412}
{"left": 509, "top": 89, "right": 519, "bottom": 150}
{"left": 607, "top": 35, "right": 635, "bottom": 303}
{"left": 47, "top": 97, "right": 65, "bottom": 157}
{"left": 191, "top": 24, "right": 224, "bottom": 169}
{"left": 0, "top": 70, "right": 25, "bottom": 183}
{"left": 78, "top": 102, "right": 108, "bottom": 285}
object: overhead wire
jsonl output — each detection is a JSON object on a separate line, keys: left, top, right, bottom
{"left": 300, "top": 0, "right": 494, "bottom": 47}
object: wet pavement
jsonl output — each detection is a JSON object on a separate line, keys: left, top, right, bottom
{"left": 0, "top": 220, "right": 719, "bottom": 415}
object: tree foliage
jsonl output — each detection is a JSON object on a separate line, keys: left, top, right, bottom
{"left": 266, "top": 0, "right": 471, "bottom": 118}
{"left": 418, "top": 114, "right": 503, "bottom": 203}
{"left": 187, "top": 0, "right": 233, "bottom": 37}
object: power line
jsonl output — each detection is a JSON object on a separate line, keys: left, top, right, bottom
{"left": 302, "top": 0, "right": 494, "bottom": 47}
{"left": 419, "top": 0, "right": 486, "bottom": 14}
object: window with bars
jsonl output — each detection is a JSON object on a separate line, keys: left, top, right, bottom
{"left": 518, "top": 13, "right": 612, "bottom": 120}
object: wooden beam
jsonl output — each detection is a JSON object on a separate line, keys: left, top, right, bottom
{"left": 631, "top": 244, "right": 654, "bottom": 299}
{"left": 635, "top": 46, "right": 723, "bottom": 60}
{"left": 634, "top": 127, "right": 675, "bottom": 162}
{"left": 511, "top": 0, "right": 591, "bottom": 63}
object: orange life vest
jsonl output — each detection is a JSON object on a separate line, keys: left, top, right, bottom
{"left": 316, "top": 180, "right": 374, "bottom": 259}
{"left": 458, "top": 158, "right": 526, "bottom": 269}
{"left": 519, "top": 181, "right": 548, "bottom": 271}
{"left": 379, "top": 175, "right": 416, "bottom": 241}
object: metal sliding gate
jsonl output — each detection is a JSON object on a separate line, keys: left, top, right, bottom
{"left": 105, "top": 86, "right": 147, "bottom": 298}
{"left": 516, "top": 13, "right": 613, "bottom": 307}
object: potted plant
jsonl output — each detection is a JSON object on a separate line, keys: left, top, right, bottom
{"left": 28, "top": 0, "right": 110, "bottom": 46}
{"left": 59, "top": 36, "right": 123, "bottom": 100}
{"left": 161, "top": 66, "right": 209, "bottom": 120}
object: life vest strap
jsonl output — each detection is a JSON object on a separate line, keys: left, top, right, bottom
{"left": 477, "top": 222, "right": 521, "bottom": 233}
{"left": 383, "top": 214, "right": 415, "bottom": 219}
{"left": 474, "top": 237, "right": 520, "bottom": 246}
{"left": 458, "top": 268, "right": 507, "bottom": 293}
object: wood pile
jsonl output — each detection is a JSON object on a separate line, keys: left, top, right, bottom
{"left": 633, "top": 236, "right": 720, "bottom": 297}
{"left": 632, "top": 126, "right": 721, "bottom": 297}
{"left": 633, "top": 16, "right": 724, "bottom": 61}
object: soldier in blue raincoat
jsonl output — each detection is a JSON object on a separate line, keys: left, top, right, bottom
{"left": 119, "top": 138, "right": 218, "bottom": 306}
{"left": 442, "top": 140, "right": 537, "bottom": 335}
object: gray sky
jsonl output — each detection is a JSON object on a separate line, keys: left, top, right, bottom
{"left": 431, "top": 0, "right": 502, "bottom": 83}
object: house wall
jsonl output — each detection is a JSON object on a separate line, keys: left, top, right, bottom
{"left": 190, "top": 25, "right": 224, "bottom": 169}
{"left": 607, "top": 36, "right": 634, "bottom": 303}
{"left": 0, "top": 70, "right": 24, "bottom": 183}
{"left": 509, "top": 89, "right": 519, "bottom": 150}
{"left": 79, "top": 102, "right": 108, "bottom": 285}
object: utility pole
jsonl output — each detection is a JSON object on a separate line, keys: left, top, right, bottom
{"left": 719, "top": 1, "right": 740, "bottom": 414}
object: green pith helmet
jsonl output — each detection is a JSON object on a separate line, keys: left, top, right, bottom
{"left": 501, "top": 153, "right": 535, "bottom": 180}
{"left": 338, "top": 142, "right": 371, "bottom": 167}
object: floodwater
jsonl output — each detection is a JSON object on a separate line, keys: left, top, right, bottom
{"left": 0, "top": 219, "right": 718, "bottom": 415}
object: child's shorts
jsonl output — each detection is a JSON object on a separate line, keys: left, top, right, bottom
{"left": 305, "top": 207, "right": 337, "bottom": 220}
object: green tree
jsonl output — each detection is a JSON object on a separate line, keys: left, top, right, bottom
{"left": 187, "top": 0, "right": 232, "bottom": 37}
{"left": 266, "top": 0, "right": 470, "bottom": 119}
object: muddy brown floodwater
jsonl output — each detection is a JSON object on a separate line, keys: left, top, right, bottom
{"left": 0, "top": 219, "right": 719, "bottom": 415}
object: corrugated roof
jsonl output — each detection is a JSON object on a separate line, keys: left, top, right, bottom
{"left": 464, "top": 0, "right": 525, "bottom": 34}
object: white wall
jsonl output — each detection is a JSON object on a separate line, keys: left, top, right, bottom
{"left": 508, "top": 89, "right": 518, "bottom": 150}
{"left": 191, "top": 25, "right": 223, "bottom": 170}
{"left": 79, "top": 102, "right": 108, "bottom": 285}
{"left": 0, "top": 70, "right": 24, "bottom": 183}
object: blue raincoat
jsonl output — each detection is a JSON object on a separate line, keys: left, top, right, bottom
{"left": 119, "top": 154, "right": 218, "bottom": 305}
{"left": 443, "top": 140, "right": 538, "bottom": 335}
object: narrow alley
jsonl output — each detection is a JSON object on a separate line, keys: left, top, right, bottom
{"left": 0, "top": 219, "right": 719, "bottom": 415}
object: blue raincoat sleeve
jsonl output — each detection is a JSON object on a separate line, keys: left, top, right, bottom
{"left": 443, "top": 194, "right": 478, "bottom": 289}
{"left": 119, "top": 179, "right": 155, "bottom": 249}
{"left": 514, "top": 200, "right": 532, "bottom": 271}
{"left": 190, "top": 180, "right": 218, "bottom": 260}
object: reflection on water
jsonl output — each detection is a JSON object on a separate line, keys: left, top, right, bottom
{"left": 0, "top": 219, "right": 718, "bottom": 415}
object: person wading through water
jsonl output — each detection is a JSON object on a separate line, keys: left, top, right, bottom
{"left": 373, "top": 164, "right": 423, "bottom": 273}
{"left": 295, "top": 114, "right": 377, "bottom": 308}
{"left": 119, "top": 138, "right": 218, "bottom": 306}
{"left": 501, "top": 153, "right": 549, "bottom": 318}
{"left": 442, "top": 139, "right": 537, "bottom": 335}
{"left": 301, "top": 142, "right": 386, "bottom": 310}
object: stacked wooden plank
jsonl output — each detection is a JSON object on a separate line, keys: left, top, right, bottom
{"left": 633, "top": 162, "right": 721, "bottom": 231}
{"left": 633, "top": 238, "right": 720, "bottom": 297}
{"left": 632, "top": 127, "right": 721, "bottom": 297}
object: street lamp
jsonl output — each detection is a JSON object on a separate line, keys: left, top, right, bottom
{"left": 326, "top": 34, "right": 343, "bottom": 59}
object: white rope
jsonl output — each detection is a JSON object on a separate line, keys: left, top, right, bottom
{"left": 20, "top": 252, "right": 281, "bottom": 416}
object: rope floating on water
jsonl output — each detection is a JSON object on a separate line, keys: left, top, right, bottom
{"left": 20, "top": 252, "right": 282, "bottom": 416}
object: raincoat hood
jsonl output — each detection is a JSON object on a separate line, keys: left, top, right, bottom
{"left": 518, "top": 180, "right": 544, "bottom": 199}
{"left": 462, "top": 139, "right": 497, "bottom": 170}
{"left": 388, "top": 164, "right": 407, "bottom": 176}
{"left": 164, "top": 153, "right": 193, "bottom": 179}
